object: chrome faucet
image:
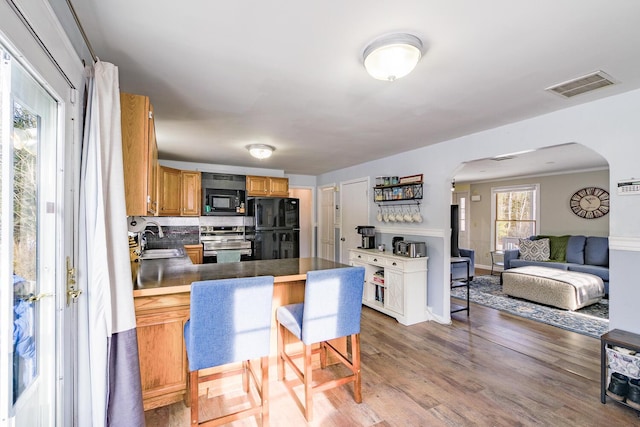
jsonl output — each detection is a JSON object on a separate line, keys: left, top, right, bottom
{"left": 138, "top": 229, "right": 155, "bottom": 252}
{"left": 145, "top": 220, "right": 164, "bottom": 238}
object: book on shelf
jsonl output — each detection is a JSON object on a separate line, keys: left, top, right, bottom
{"left": 373, "top": 270, "right": 384, "bottom": 284}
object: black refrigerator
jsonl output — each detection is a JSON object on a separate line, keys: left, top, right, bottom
{"left": 248, "top": 197, "right": 300, "bottom": 260}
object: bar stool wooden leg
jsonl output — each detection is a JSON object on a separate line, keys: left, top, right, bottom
{"left": 261, "top": 356, "right": 270, "bottom": 426}
{"left": 353, "top": 334, "right": 362, "bottom": 403}
{"left": 304, "top": 344, "right": 314, "bottom": 421}
{"left": 277, "top": 322, "right": 286, "bottom": 381}
{"left": 189, "top": 371, "right": 199, "bottom": 426}
{"left": 242, "top": 360, "right": 249, "bottom": 392}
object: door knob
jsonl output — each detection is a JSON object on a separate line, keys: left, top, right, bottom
{"left": 340, "top": 237, "right": 346, "bottom": 241}
{"left": 24, "top": 293, "right": 53, "bottom": 303}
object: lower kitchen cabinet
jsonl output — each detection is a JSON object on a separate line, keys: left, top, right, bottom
{"left": 349, "top": 248, "right": 428, "bottom": 325}
{"left": 183, "top": 244, "right": 203, "bottom": 264}
{"left": 135, "top": 293, "right": 190, "bottom": 410}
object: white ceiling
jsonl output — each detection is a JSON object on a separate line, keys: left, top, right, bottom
{"left": 71, "top": 1, "right": 639, "bottom": 177}
{"left": 454, "top": 143, "right": 608, "bottom": 183}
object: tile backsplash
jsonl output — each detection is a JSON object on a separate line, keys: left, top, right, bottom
{"left": 144, "top": 225, "right": 199, "bottom": 249}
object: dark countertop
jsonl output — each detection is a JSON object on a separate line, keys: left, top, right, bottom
{"left": 132, "top": 256, "right": 348, "bottom": 297}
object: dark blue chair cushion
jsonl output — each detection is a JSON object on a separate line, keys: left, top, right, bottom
{"left": 277, "top": 267, "right": 365, "bottom": 346}
{"left": 585, "top": 236, "right": 609, "bottom": 267}
{"left": 184, "top": 276, "right": 274, "bottom": 372}
{"left": 277, "top": 302, "right": 303, "bottom": 339}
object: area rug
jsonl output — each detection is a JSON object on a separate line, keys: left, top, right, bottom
{"left": 451, "top": 275, "right": 609, "bottom": 338}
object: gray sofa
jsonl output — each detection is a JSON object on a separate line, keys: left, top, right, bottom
{"left": 503, "top": 235, "right": 609, "bottom": 294}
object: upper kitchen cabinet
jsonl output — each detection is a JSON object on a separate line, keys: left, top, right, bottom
{"left": 181, "top": 170, "right": 201, "bottom": 216}
{"left": 158, "top": 166, "right": 182, "bottom": 216}
{"left": 121, "top": 92, "right": 159, "bottom": 216}
{"left": 246, "top": 175, "right": 289, "bottom": 197}
{"left": 158, "top": 167, "right": 201, "bottom": 216}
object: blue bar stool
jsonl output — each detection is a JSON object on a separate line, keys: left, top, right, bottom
{"left": 276, "top": 267, "right": 365, "bottom": 421}
{"left": 184, "top": 276, "right": 274, "bottom": 426}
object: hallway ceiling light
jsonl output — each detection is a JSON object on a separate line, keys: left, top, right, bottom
{"left": 247, "top": 144, "right": 275, "bottom": 160}
{"left": 363, "top": 33, "right": 423, "bottom": 81}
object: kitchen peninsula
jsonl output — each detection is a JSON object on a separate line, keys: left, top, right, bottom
{"left": 132, "top": 255, "right": 348, "bottom": 410}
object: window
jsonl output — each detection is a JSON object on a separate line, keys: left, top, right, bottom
{"left": 459, "top": 196, "right": 466, "bottom": 232}
{"left": 492, "top": 184, "right": 539, "bottom": 251}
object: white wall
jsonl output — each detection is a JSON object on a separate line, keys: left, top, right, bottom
{"left": 318, "top": 89, "right": 640, "bottom": 333}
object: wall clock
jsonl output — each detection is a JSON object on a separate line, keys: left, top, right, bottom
{"left": 569, "top": 187, "right": 610, "bottom": 219}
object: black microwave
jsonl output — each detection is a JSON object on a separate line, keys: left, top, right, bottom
{"left": 201, "top": 173, "right": 247, "bottom": 216}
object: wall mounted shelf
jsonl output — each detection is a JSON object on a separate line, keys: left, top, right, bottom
{"left": 373, "top": 182, "right": 423, "bottom": 203}
{"left": 375, "top": 200, "right": 421, "bottom": 207}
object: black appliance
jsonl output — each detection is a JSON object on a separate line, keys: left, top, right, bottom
{"left": 392, "top": 236, "right": 404, "bottom": 254}
{"left": 201, "top": 173, "right": 246, "bottom": 216}
{"left": 248, "top": 197, "right": 300, "bottom": 260}
{"left": 356, "top": 225, "right": 376, "bottom": 249}
{"left": 451, "top": 205, "right": 460, "bottom": 257}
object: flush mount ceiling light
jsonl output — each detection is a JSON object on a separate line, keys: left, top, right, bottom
{"left": 247, "top": 144, "right": 275, "bottom": 160}
{"left": 363, "top": 33, "right": 423, "bottom": 81}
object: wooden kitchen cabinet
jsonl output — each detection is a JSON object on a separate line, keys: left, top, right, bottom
{"left": 246, "top": 175, "right": 268, "bottom": 195}
{"left": 184, "top": 244, "right": 203, "bottom": 264}
{"left": 268, "top": 177, "right": 289, "bottom": 196}
{"left": 158, "top": 166, "right": 182, "bottom": 216}
{"left": 120, "top": 92, "right": 159, "bottom": 216}
{"left": 180, "top": 170, "right": 201, "bottom": 216}
{"left": 158, "top": 168, "right": 201, "bottom": 216}
{"left": 135, "top": 293, "right": 190, "bottom": 411}
{"left": 246, "top": 175, "right": 289, "bottom": 197}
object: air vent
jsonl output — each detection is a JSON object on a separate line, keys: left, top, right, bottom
{"left": 545, "top": 71, "right": 616, "bottom": 98}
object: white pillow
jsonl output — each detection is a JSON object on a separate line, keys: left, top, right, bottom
{"left": 518, "top": 238, "right": 550, "bottom": 261}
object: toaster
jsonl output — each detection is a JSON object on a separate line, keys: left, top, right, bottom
{"left": 394, "top": 241, "right": 427, "bottom": 258}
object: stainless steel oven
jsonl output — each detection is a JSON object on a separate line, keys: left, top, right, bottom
{"left": 200, "top": 225, "right": 252, "bottom": 262}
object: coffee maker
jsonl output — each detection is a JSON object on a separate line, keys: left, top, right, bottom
{"left": 356, "top": 226, "right": 376, "bottom": 249}
{"left": 392, "top": 236, "right": 404, "bottom": 254}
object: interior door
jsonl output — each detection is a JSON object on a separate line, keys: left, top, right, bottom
{"left": 318, "top": 185, "right": 335, "bottom": 260}
{"left": 340, "top": 178, "right": 370, "bottom": 265}
{"left": 0, "top": 46, "right": 58, "bottom": 425}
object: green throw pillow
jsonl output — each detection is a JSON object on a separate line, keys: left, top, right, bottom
{"left": 536, "top": 235, "right": 570, "bottom": 262}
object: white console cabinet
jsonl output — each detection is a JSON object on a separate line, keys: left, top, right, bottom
{"left": 349, "top": 248, "right": 428, "bottom": 325}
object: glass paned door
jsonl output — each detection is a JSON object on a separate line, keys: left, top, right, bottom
{"left": 11, "top": 102, "right": 39, "bottom": 403}
{"left": 1, "top": 45, "right": 57, "bottom": 425}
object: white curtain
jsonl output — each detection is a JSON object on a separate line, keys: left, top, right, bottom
{"left": 77, "top": 61, "right": 144, "bottom": 427}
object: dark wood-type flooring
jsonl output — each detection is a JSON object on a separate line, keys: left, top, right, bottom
{"left": 145, "top": 299, "right": 640, "bottom": 426}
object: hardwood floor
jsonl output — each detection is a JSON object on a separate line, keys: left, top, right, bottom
{"left": 145, "top": 301, "right": 640, "bottom": 426}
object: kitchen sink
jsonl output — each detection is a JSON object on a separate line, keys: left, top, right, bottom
{"left": 140, "top": 248, "right": 185, "bottom": 260}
